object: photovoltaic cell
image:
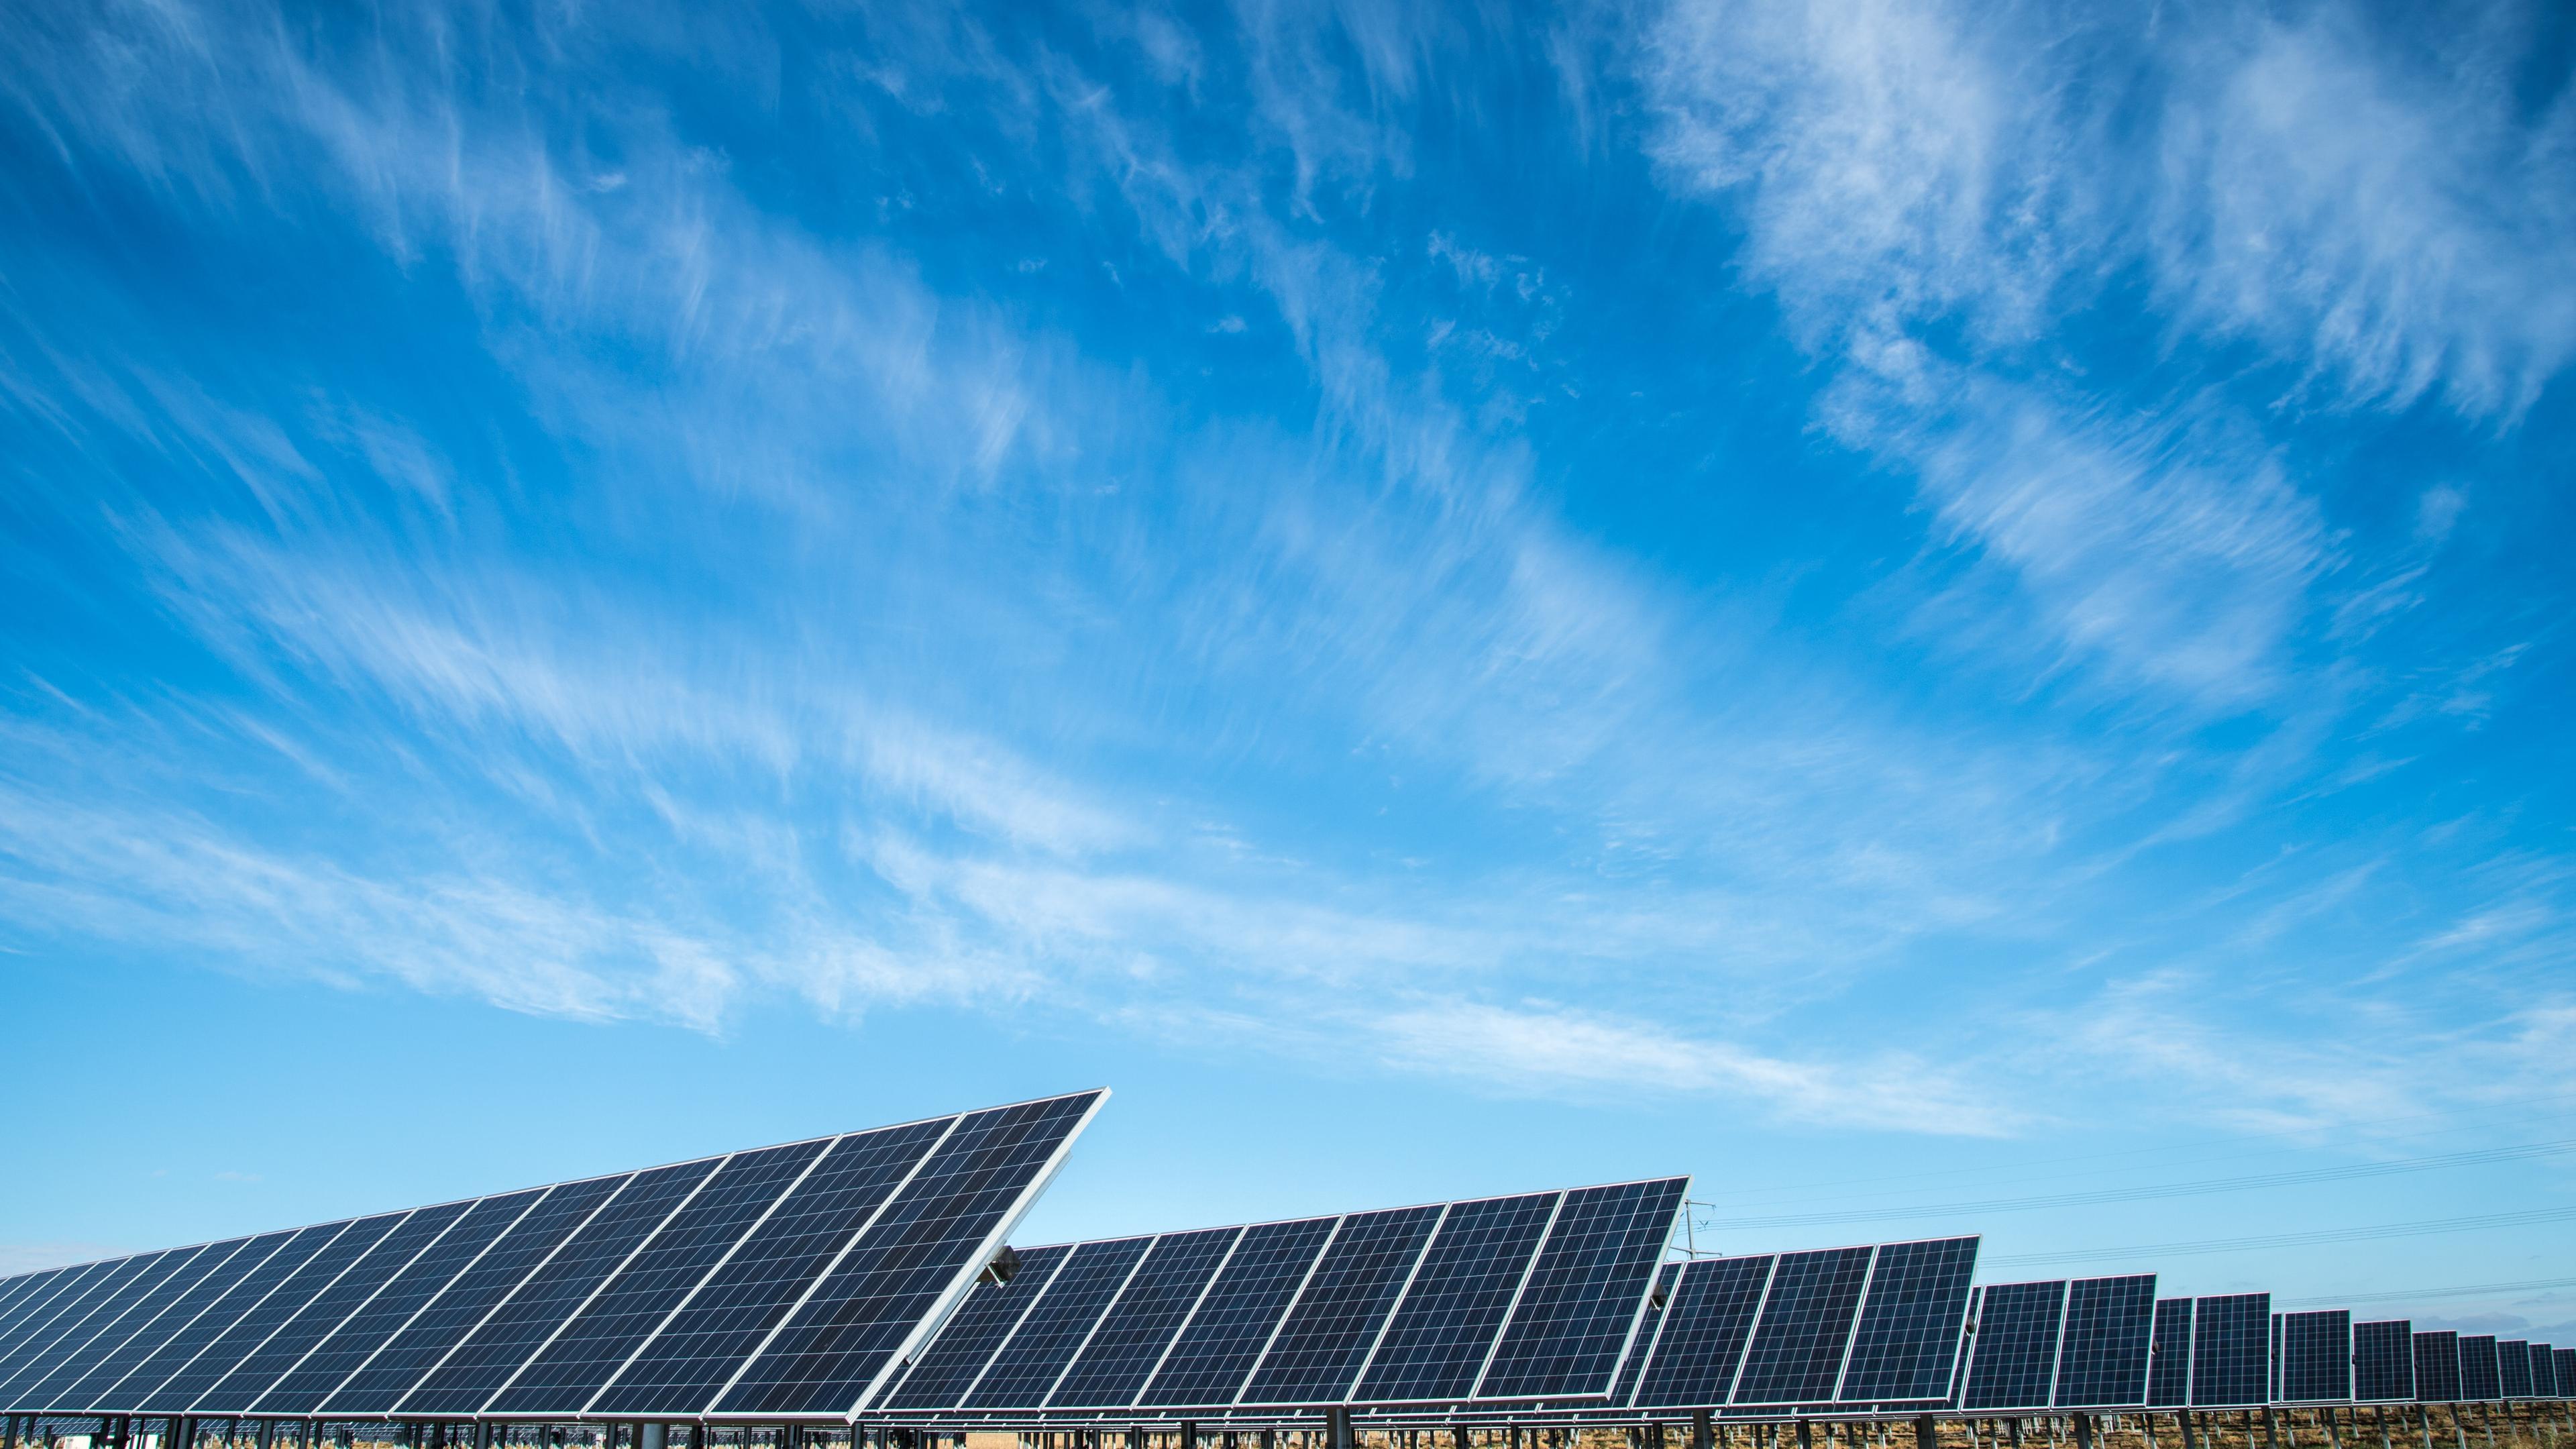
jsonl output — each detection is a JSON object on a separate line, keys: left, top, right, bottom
{"left": 2191, "top": 1293, "right": 2269, "bottom": 1408}
{"left": 1354, "top": 1193, "right": 1558, "bottom": 1403}
{"left": 586, "top": 1116, "right": 955, "bottom": 1416}
{"left": 1050, "top": 1228, "right": 1240, "bottom": 1407}
{"left": 1631, "top": 1256, "right": 1773, "bottom": 1409}
{"left": 57, "top": 1234, "right": 292, "bottom": 1411}
{"left": 490, "top": 1142, "right": 828, "bottom": 1414}
{"left": 1730, "top": 1246, "right": 1874, "bottom": 1407}
{"left": 123, "top": 1223, "right": 356, "bottom": 1411}
{"left": 186, "top": 1213, "right": 409, "bottom": 1413}
{"left": 877, "top": 1244, "right": 1070, "bottom": 1410}
{"left": 143, "top": 1224, "right": 367, "bottom": 1413}
{"left": 1960, "top": 1281, "right": 2065, "bottom": 1410}
{"left": 1138, "top": 1218, "right": 1337, "bottom": 1408}
{"left": 708, "top": 1092, "right": 1102, "bottom": 1417}
{"left": 2528, "top": 1344, "right": 2557, "bottom": 1399}
{"left": 1477, "top": 1181, "right": 1685, "bottom": 1401}
{"left": 244, "top": 1201, "right": 478, "bottom": 1414}
{"left": 0, "top": 1263, "right": 125, "bottom": 1379}
{"left": 0, "top": 1252, "right": 195, "bottom": 1408}
{"left": 2052, "top": 1275, "right": 2155, "bottom": 1409}
{"left": 2414, "top": 1331, "right": 2461, "bottom": 1403}
{"left": 2459, "top": 1336, "right": 2501, "bottom": 1401}
{"left": 327, "top": 1183, "right": 617, "bottom": 1414}
{"left": 0, "top": 1267, "right": 89, "bottom": 1364}
{"left": 1240, "top": 1206, "right": 1444, "bottom": 1405}
{"left": 1837, "top": 1237, "right": 1978, "bottom": 1405}
{"left": 2148, "top": 1299, "right": 2192, "bottom": 1407}
{"left": 2282, "top": 1311, "right": 2352, "bottom": 1403}
{"left": 2354, "top": 1320, "right": 2414, "bottom": 1403}
{"left": 2499, "top": 1340, "right": 2532, "bottom": 1399}
{"left": 964, "top": 1238, "right": 1154, "bottom": 1409}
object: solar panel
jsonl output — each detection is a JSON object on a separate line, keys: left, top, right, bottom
{"left": 2459, "top": 1335, "right": 2502, "bottom": 1401}
{"left": 2354, "top": 1320, "right": 2414, "bottom": 1403}
{"left": 879, "top": 1244, "right": 1071, "bottom": 1410}
{"left": 1240, "top": 1205, "right": 1444, "bottom": 1404}
{"left": 1729, "top": 1246, "right": 1873, "bottom": 1407}
{"left": 1610, "top": 1263, "right": 1680, "bottom": 1407}
{"left": 1629, "top": 1256, "right": 1772, "bottom": 1409}
{"left": 2529, "top": 1344, "right": 2557, "bottom": 1399}
{"left": 965, "top": 1237, "right": 1154, "bottom": 1409}
{"left": 2499, "top": 1340, "right": 2532, "bottom": 1399}
{"left": 2053, "top": 1275, "right": 2155, "bottom": 1409}
{"left": 1960, "top": 1280, "right": 2065, "bottom": 1410}
{"left": 2280, "top": 1311, "right": 2351, "bottom": 1402}
{"left": 1352, "top": 1192, "right": 1557, "bottom": 1403}
{"left": 1137, "top": 1218, "right": 1337, "bottom": 1407}
{"left": 0, "top": 1090, "right": 1104, "bottom": 1423}
{"left": 2190, "top": 1293, "right": 2269, "bottom": 1407}
{"left": 1050, "top": 1228, "right": 1241, "bottom": 1408}
{"left": 1475, "top": 1180, "right": 1687, "bottom": 1401}
{"left": 1835, "top": 1238, "right": 1978, "bottom": 1406}
{"left": 2414, "top": 1330, "right": 2461, "bottom": 1403}
{"left": 2271, "top": 1313, "right": 2282, "bottom": 1404}
{"left": 2553, "top": 1348, "right": 2575, "bottom": 1399}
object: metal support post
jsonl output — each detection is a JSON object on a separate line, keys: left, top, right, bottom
{"left": 1914, "top": 1417, "right": 1936, "bottom": 1449}
{"left": 2078, "top": 1418, "right": 2092, "bottom": 1449}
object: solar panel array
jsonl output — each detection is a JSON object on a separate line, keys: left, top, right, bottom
{"left": 2354, "top": 1321, "right": 2415, "bottom": 1403}
{"left": 2278, "top": 1311, "right": 2350, "bottom": 1403}
{"left": 1612, "top": 1237, "right": 1976, "bottom": 1411}
{"left": 879, "top": 1179, "right": 1688, "bottom": 1413}
{"left": 0, "top": 1092, "right": 1105, "bottom": 1422}
{"left": 2415, "top": 1331, "right": 2462, "bottom": 1403}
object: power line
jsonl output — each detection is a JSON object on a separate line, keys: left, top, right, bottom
{"left": 1987, "top": 1203, "right": 2576, "bottom": 1267}
{"left": 1698, "top": 1138, "right": 2576, "bottom": 1230}
{"left": 2275, "top": 1277, "right": 2576, "bottom": 1309}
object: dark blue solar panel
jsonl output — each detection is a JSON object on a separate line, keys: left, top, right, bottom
{"left": 586, "top": 1116, "right": 953, "bottom": 1416}
{"left": 877, "top": 1244, "right": 1069, "bottom": 1410}
{"left": 1354, "top": 1192, "right": 1558, "bottom": 1403}
{"left": 489, "top": 1141, "right": 828, "bottom": 1415}
{"left": 54, "top": 1235, "right": 290, "bottom": 1411}
{"left": 1611, "top": 1263, "right": 1680, "bottom": 1407}
{"left": 122, "top": 1223, "right": 354, "bottom": 1410}
{"left": 1961, "top": 1280, "right": 2065, "bottom": 1410}
{"left": 1240, "top": 1205, "right": 1442, "bottom": 1404}
{"left": 395, "top": 1164, "right": 704, "bottom": 1415}
{"left": 963, "top": 1237, "right": 1153, "bottom": 1408}
{"left": 2148, "top": 1298, "right": 2192, "bottom": 1407}
{"left": 1, "top": 1262, "right": 139, "bottom": 1383}
{"left": 1633, "top": 1256, "right": 1772, "bottom": 1409}
{"left": 2414, "top": 1331, "right": 2461, "bottom": 1402}
{"left": 2191, "top": 1293, "right": 2269, "bottom": 1407}
{"left": 1730, "top": 1246, "right": 1873, "bottom": 1407}
{"left": 1478, "top": 1179, "right": 1685, "bottom": 1401}
{"left": 2053, "top": 1275, "right": 2154, "bottom": 1409}
{"left": 2551, "top": 1347, "right": 2573, "bottom": 1399}
{"left": 0, "top": 1267, "right": 90, "bottom": 1364}
{"left": 1050, "top": 1228, "right": 1240, "bottom": 1407}
{"left": 2353, "top": 1320, "right": 2413, "bottom": 1403}
{"left": 2459, "top": 1335, "right": 2501, "bottom": 1401}
{"left": 0, "top": 1252, "right": 194, "bottom": 1408}
{"left": 1138, "top": 1218, "right": 1336, "bottom": 1407}
{"left": 708, "top": 1091, "right": 1103, "bottom": 1417}
{"left": 2282, "top": 1311, "right": 2351, "bottom": 1402}
{"left": 2500, "top": 1340, "right": 2532, "bottom": 1398}
{"left": 1838, "top": 1236, "right": 1978, "bottom": 1404}
{"left": 141, "top": 1223, "right": 367, "bottom": 1412}
{"left": 182, "top": 1212, "right": 409, "bottom": 1413}
{"left": 2528, "top": 1344, "right": 2557, "bottom": 1399}
{"left": 335, "top": 1181, "right": 619, "bottom": 1414}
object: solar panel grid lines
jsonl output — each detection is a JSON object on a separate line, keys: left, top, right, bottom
{"left": 2147, "top": 1298, "right": 2192, "bottom": 1407}
{"left": 0, "top": 1269, "right": 78, "bottom": 1359}
{"left": 2190, "top": 1293, "right": 2270, "bottom": 1408}
{"left": 712, "top": 1090, "right": 1108, "bottom": 1417}
{"left": 1958, "top": 1279, "right": 2068, "bottom": 1411}
{"left": 1474, "top": 1179, "right": 1688, "bottom": 1402}
{"left": 189, "top": 1212, "right": 413, "bottom": 1413}
{"left": 247, "top": 1198, "right": 485, "bottom": 1415}
{"left": 879, "top": 1244, "right": 1072, "bottom": 1411}
{"left": 490, "top": 1140, "right": 833, "bottom": 1415}
{"left": 2279, "top": 1310, "right": 2353, "bottom": 1403}
{"left": 1825, "top": 1247, "right": 1882, "bottom": 1405}
{"left": 0, "top": 1260, "right": 125, "bottom": 1384}
{"left": 2529, "top": 1343, "right": 2558, "bottom": 1399}
{"left": 2500, "top": 1338, "right": 2532, "bottom": 1399}
{"left": 1037, "top": 1233, "right": 1166, "bottom": 1408}
{"left": 1049, "top": 1228, "right": 1244, "bottom": 1409}
{"left": 1834, "top": 1236, "right": 1980, "bottom": 1405}
{"left": 1457, "top": 1191, "right": 1565, "bottom": 1403}
{"left": 1338, "top": 1203, "right": 1454, "bottom": 1403}
{"left": 297, "top": 1189, "right": 553, "bottom": 1415}
{"left": 1355, "top": 1193, "right": 1563, "bottom": 1406}
{"left": 2459, "top": 1334, "right": 2502, "bottom": 1401}
{"left": 1129, "top": 1227, "right": 1247, "bottom": 1403}
{"left": 1609, "top": 1263, "right": 1681, "bottom": 1407}
{"left": 1727, "top": 1244, "right": 1875, "bottom": 1407}
{"left": 1241, "top": 1205, "right": 1446, "bottom": 1405}
{"left": 56, "top": 1232, "right": 296, "bottom": 1411}
{"left": 1139, "top": 1217, "right": 1340, "bottom": 1408}
{"left": 2353, "top": 1320, "right": 2414, "bottom": 1403}
{"left": 1630, "top": 1256, "right": 1775, "bottom": 1410}
{"left": 2551, "top": 1348, "right": 2574, "bottom": 1399}
{"left": 965, "top": 1238, "right": 1155, "bottom": 1409}
{"left": 2413, "top": 1330, "right": 2461, "bottom": 1403}
{"left": 0, "top": 1251, "right": 193, "bottom": 1407}
{"left": 2051, "top": 1275, "right": 2156, "bottom": 1409}
{"left": 588, "top": 1115, "right": 961, "bottom": 1417}
{"left": 123, "top": 1220, "right": 362, "bottom": 1411}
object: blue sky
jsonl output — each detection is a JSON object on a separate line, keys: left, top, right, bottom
{"left": 3, "top": 0, "right": 2573, "bottom": 1340}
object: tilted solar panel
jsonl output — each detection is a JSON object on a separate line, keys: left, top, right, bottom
{"left": 1729, "top": 1246, "right": 1872, "bottom": 1407}
{"left": 2190, "top": 1293, "right": 2269, "bottom": 1408}
{"left": 0, "top": 1089, "right": 1105, "bottom": 1423}
{"left": 1960, "top": 1280, "right": 2065, "bottom": 1411}
{"left": 879, "top": 1244, "right": 1071, "bottom": 1411}
{"left": 1353, "top": 1192, "right": 1556, "bottom": 1403}
{"left": 1629, "top": 1256, "right": 1771, "bottom": 1409}
{"left": 2459, "top": 1334, "right": 2502, "bottom": 1401}
{"left": 2414, "top": 1330, "right": 2461, "bottom": 1403}
{"left": 2551, "top": 1346, "right": 2574, "bottom": 1399}
{"left": 2053, "top": 1275, "right": 2155, "bottom": 1409}
{"left": 1138, "top": 1218, "right": 1336, "bottom": 1407}
{"left": 2498, "top": 1340, "right": 2532, "bottom": 1399}
{"left": 2281, "top": 1311, "right": 2351, "bottom": 1403}
{"left": 1049, "top": 1228, "right": 1240, "bottom": 1409}
{"left": 1240, "top": 1205, "right": 1444, "bottom": 1405}
{"left": 2528, "top": 1344, "right": 2557, "bottom": 1399}
{"left": 1836, "top": 1237, "right": 1978, "bottom": 1407}
{"left": 2353, "top": 1320, "right": 2414, "bottom": 1403}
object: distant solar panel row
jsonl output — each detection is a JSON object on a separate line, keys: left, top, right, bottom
{"left": 877, "top": 1179, "right": 1688, "bottom": 1412}
{"left": 0, "top": 1092, "right": 1105, "bottom": 1421}
{"left": 1606, "top": 1237, "right": 1978, "bottom": 1411}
